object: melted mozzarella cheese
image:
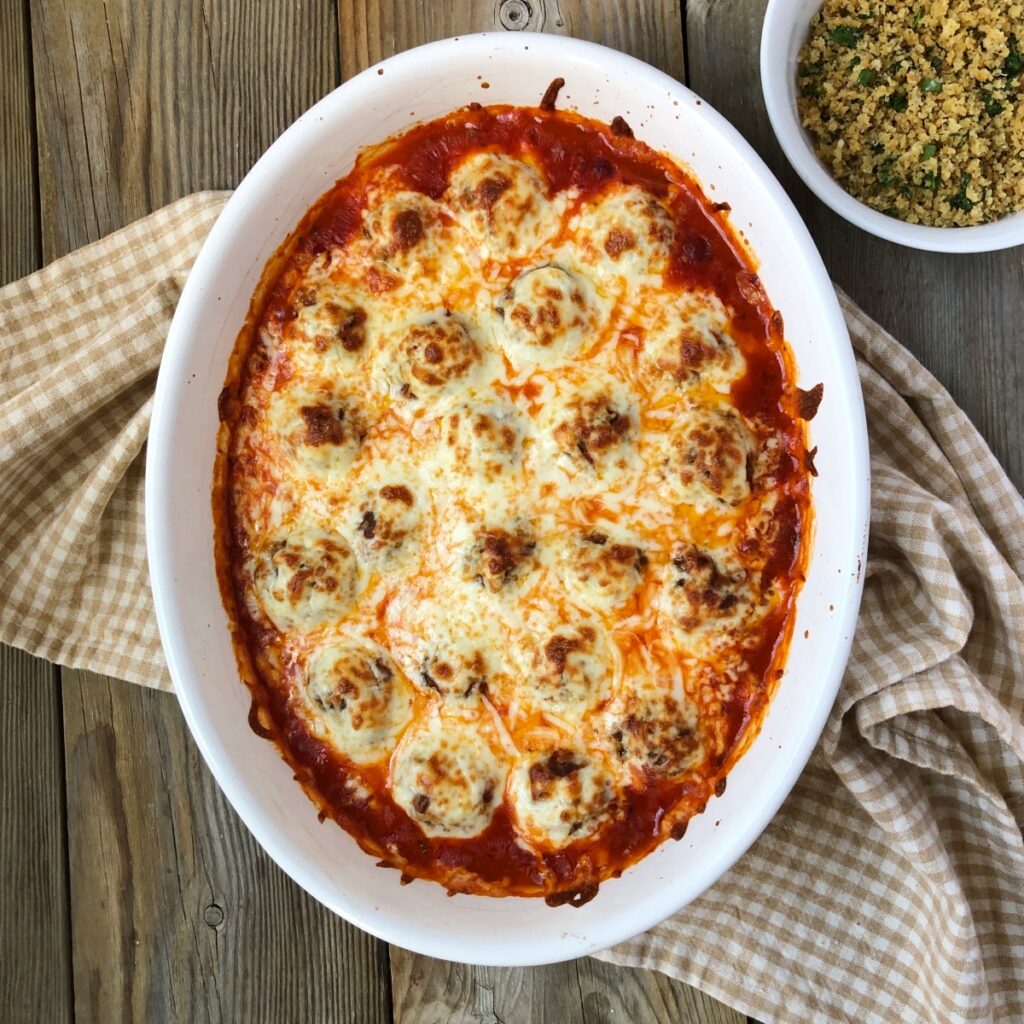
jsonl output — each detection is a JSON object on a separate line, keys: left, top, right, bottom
{"left": 227, "top": 131, "right": 801, "bottom": 855}
{"left": 300, "top": 639, "right": 415, "bottom": 763}
{"left": 495, "top": 264, "right": 600, "bottom": 369}
{"left": 647, "top": 402, "right": 756, "bottom": 510}
{"left": 447, "top": 152, "right": 559, "bottom": 259}
{"left": 507, "top": 748, "right": 619, "bottom": 848}
{"left": 252, "top": 529, "right": 362, "bottom": 634}
{"left": 391, "top": 710, "right": 506, "bottom": 838}
{"left": 573, "top": 184, "right": 675, "bottom": 285}
{"left": 637, "top": 290, "right": 747, "bottom": 394}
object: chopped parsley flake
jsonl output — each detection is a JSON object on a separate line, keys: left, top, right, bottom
{"left": 982, "top": 90, "right": 1004, "bottom": 117}
{"left": 829, "top": 25, "right": 865, "bottom": 48}
{"left": 921, "top": 143, "right": 937, "bottom": 161}
{"left": 950, "top": 173, "right": 974, "bottom": 212}
{"left": 858, "top": 69, "right": 876, "bottom": 86}
{"left": 885, "top": 91, "right": 909, "bottom": 112}
{"left": 1004, "top": 36, "right": 1023, "bottom": 80}
{"left": 922, "top": 78, "right": 943, "bottom": 93}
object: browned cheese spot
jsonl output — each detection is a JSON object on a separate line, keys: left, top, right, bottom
{"left": 300, "top": 404, "right": 346, "bottom": 447}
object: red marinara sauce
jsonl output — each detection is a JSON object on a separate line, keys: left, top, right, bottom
{"left": 214, "top": 97, "right": 814, "bottom": 905}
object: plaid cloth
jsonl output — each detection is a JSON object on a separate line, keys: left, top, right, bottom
{"left": 1, "top": 194, "right": 1021, "bottom": 1024}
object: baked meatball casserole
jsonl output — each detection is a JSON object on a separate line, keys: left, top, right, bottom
{"left": 214, "top": 86, "right": 818, "bottom": 906}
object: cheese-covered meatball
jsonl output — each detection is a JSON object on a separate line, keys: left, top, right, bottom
{"left": 266, "top": 387, "right": 365, "bottom": 482}
{"left": 464, "top": 523, "right": 537, "bottom": 592}
{"left": 391, "top": 713, "right": 506, "bottom": 838}
{"left": 302, "top": 641, "right": 414, "bottom": 764}
{"left": 351, "top": 479, "right": 422, "bottom": 570}
{"left": 607, "top": 685, "right": 704, "bottom": 778}
{"left": 508, "top": 748, "right": 619, "bottom": 847}
{"left": 496, "top": 265, "right": 600, "bottom": 368}
{"left": 640, "top": 294, "right": 746, "bottom": 392}
{"left": 362, "top": 188, "right": 445, "bottom": 275}
{"left": 253, "top": 530, "right": 360, "bottom": 633}
{"left": 520, "top": 623, "right": 614, "bottom": 720}
{"left": 575, "top": 184, "right": 675, "bottom": 278}
{"left": 290, "top": 296, "right": 372, "bottom": 374}
{"left": 541, "top": 380, "right": 637, "bottom": 478}
{"left": 374, "top": 313, "right": 490, "bottom": 401}
{"left": 441, "top": 401, "right": 524, "bottom": 480}
{"left": 658, "top": 543, "right": 758, "bottom": 648}
{"left": 384, "top": 581, "right": 505, "bottom": 702}
{"left": 651, "top": 404, "right": 755, "bottom": 509}
{"left": 447, "top": 152, "right": 554, "bottom": 258}
{"left": 559, "top": 530, "right": 647, "bottom": 612}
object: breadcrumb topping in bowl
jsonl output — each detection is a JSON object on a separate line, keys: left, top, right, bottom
{"left": 796, "top": 0, "right": 1024, "bottom": 227}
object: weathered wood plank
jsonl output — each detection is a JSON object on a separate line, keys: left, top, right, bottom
{"left": 337, "top": 3, "right": 738, "bottom": 1021}
{"left": 390, "top": 949, "right": 746, "bottom": 1024}
{"left": 0, "top": 3, "right": 72, "bottom": 1022}
{"left": 687, "top": 0, "right": 1024, "bottom": 493}
{"left": 27, "top": 0, "right": 391, "bottom": 1020}
{"left": 337, "top": 0, "right": 685, "bottom": 81}
{"left": 61, "top": 671, "right": 391, "bottom": 1023}
{"left": 0, "top": 651, "right": 72, "bottom": 1024}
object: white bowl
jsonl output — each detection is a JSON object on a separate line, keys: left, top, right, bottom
{"left": 761, "top": 0, "right": 1024, "bottom": 253}
{"left": 146, "top": 32, "right": 869, "bottom": 966}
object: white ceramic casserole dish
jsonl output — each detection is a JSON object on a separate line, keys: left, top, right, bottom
{"left": 146, "top": 32, "right": 869, "bottom": 966}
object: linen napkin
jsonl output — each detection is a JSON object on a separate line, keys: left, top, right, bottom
{"left": 1, "top": 193, "right": 1021, "bottom": 1024}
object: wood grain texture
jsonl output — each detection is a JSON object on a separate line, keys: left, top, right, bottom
{"left": 27, "top": 1, "right": 389, "bottom": 1020}
{"left": 30, "top": 0, "right": 340, "bottom": 255}
{"left": 61, "top": 671, "right": 391, "bottom": 1023}
{"left": 337, "top": 3, "right": 736, "bottom": 1022}
{"left": 687, "top": 0, "right": 1024, "bottom": 492}
{"left": 390, "top": 949, "right": 745, "bottom": 1024}
{"left": 0, "top": 4, "right": 70, "bottom": 1022}
{"left": 337, "top": 0, "right": 685, "bottom": 80}
{"left": 0, "top": 651, "right": 72, "bottom": 1024}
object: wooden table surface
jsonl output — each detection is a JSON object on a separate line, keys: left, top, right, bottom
{"left": 1, "top": 1, "right": 1020, "bottom": 1021}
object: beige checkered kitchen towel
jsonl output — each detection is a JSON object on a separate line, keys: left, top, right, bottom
{"left": 1, "top": 193, "right": 1022, "bottom": 1024}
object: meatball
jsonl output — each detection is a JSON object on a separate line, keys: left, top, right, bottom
{"left": 375, "top": 313, "right": 488, "bottom": 400}
{"left": 575, "top": 184, "right": 675, "bottom": 278}
{"left": 639, "top": 294, "right": 746, "bottom": 392}
{"left": 441, "top": 402, "right": 524, "bottom": 480}
{"left": 384, "top": 581, "right": 505, "bottom": 703}
{"left": 303, "top": 641, "right": 414, "bottom": 764}
{"left": 607, "top": 686, "right": 704, "bottom": 778}
{"left": 559, "top": 530, "right": 647, "bottom": 611}
{"left": 447, "top": 152, "right": 555, "bottom": 258}
{"left": 266, "top": 387, "right": 364, "bottom": 482}
{"left": 548, "top": 387, "right": 635, "bottom": 473}
{"left": 660, "top": 543, "right": 756, "bottom": 639}
{"left": 253, "top": 530, "right": 360, "bottom": 633}
{"left": 520, "top": 623, "right": 614, "bottom": 720}
{"left": 351, "top": 479, "right": 422, "bottom": 570}
{"left": 362, "top": 188, "right": 443, "bottom": 272}
{"left": 391, "top": 713, "right": 506, "bottom": 838}
{"left": 465, "top": 523, "right": 537, "bottom": 592}
{"left": 496, "top": 265, "right": 600, "bottom": 368}
{"left": 508, "top": 748, "right": 619, "bottom": 847}
{"left": 651, "top": 404, "right": 755, "bottom": 509}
